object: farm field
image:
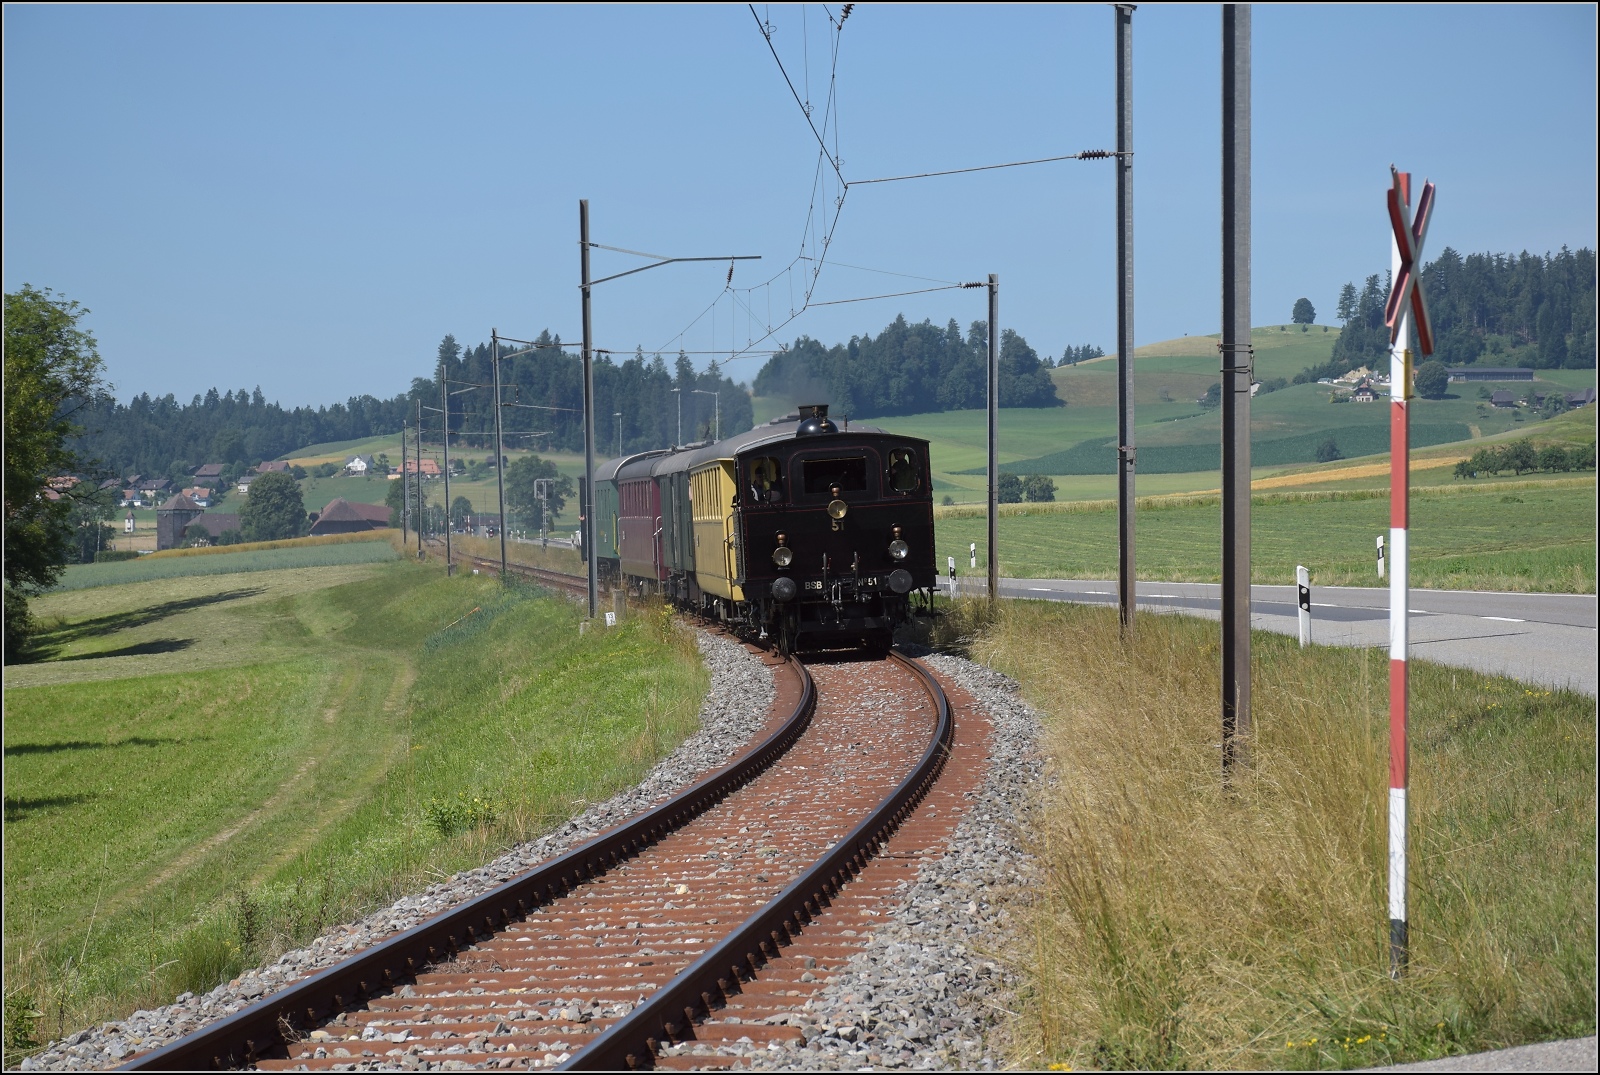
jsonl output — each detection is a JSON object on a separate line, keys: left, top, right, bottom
{"left": 959, "top": 600, "right": 1594, "bottom": 1070}
{"left": 932, "top": 478, "right": 1596, "bottom": 592}
{"left": 3, "top": 557, "right": 708, "bottom": 1060}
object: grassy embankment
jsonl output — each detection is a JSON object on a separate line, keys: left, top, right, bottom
{"left": 3, "top": 552, "right": 707, "bottom": 1063}
{"left": 945, "top": 599, "right": 1594, "bottom": 1070}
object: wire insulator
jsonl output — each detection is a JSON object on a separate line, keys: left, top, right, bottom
{"left": 1079, "top": 149, "right": 1112, "bottom": 160}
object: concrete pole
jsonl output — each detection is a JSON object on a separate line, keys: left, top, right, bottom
{"left": 492, "top": 330, "right": 508, "bottom": 580}
{"left": 987, "top": 274, "right": 999, "bottom": 606}
{"left": 580, "top": 200, "right": 599, "bottom": 619}
{"left": 1115, "top": 3, "right": 1137, "bottom": 636}
{"left": 1221, "top": 2, "right": 1252, "bottom": 773}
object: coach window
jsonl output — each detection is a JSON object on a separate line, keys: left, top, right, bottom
{"left": 747, "top": 456, "right": 783, "bottom": 503}
{"left": 887, "top": 448, "right": 920, "bottom": 493}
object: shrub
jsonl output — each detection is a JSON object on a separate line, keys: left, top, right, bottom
{"left": 1314, "top": 437, "right": 1343, "bottom": 463}
{"left": 93, "top": 550, "right": 140, "bottom": 563}
{"left": 422, "top": 792, "right": 498, "bottom": 837}
{"left": 998, "top": 473, "right": 1023, "bottom": 504}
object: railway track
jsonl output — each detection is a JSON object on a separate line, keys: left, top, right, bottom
{"left": 121, "top": 574, "right": 986, "bottom": 1071}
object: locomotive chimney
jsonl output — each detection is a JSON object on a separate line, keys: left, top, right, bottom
{"left": 796, "top": 404, "right": 838, "bottom": 437}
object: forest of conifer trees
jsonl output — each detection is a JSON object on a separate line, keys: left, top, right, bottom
{"left": 1300, "top": 245, "right": 1595, "bottom": 382}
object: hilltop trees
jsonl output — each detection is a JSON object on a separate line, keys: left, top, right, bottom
{"left": 1305, "top": 246, "right": 1596, "bottom": 383}
{"left": 753, "top": 314, "right": 1063, "bottom": 417}
{"left": 1292, "top": 297, "right": 1316, "bottom": 324}
{"left": 4, "top": 285, "right": 109, "bottom": 660}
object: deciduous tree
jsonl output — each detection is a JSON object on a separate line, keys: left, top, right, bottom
{"left": 1292, "top": 297, "right": 1316, "bottom": 324}
{"left": 239, "top": 471, "right": 307, "bottom": 541}
{"left": 4, "top": 285, "right": 108, "bottom": 660}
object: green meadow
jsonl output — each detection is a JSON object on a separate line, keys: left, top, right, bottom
{"left": 3, "top": 555, "right": 707, "bottom": 1061}
{"left": 931, "top": 479, "right": 1596, "bottom": 593}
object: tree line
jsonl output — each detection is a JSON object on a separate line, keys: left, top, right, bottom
{"left": 1298, "top": 246, "right": 1595, "bottom": 383}
{"left": 1453, "top": 439, "right": 1595, "bottom": 480}
{"left": 753, "top": 314, "right": 1066, "bottom": 417}
{"left": 418, "top": 334, "right": 754, "bottom": 458}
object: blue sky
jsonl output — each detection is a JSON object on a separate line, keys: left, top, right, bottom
{"left": 4, "top": 4, "right": 1594, "bottom": 407}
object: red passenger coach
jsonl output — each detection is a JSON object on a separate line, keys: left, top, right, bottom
{"left": 616, "top": 454, "right": 667, "bottom": 591}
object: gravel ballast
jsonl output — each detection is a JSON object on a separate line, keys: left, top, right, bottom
{"left": 21, "top": 631, "right": 774, "bottom": 1073}
{"left": 721, "top": 651, "right": 1043, "bottom": 1072}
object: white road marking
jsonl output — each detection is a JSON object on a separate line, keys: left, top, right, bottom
{"left": 1481, "top": 616, "right": 1526, "bottom": 623}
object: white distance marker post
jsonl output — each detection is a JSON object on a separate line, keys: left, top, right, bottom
{"left": 1377, "top": 534, "right": 1386, "bottom": 578}
{"left": 948, "top": 555, "right": 957, "bottom": 598}
{"left": 969, "top": 543, "right": 977, "bottom": 571}
{"left": 1296, "top": 565, "right": 1311, "bottom": 647}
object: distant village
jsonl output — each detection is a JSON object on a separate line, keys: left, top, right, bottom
{"left": 50, "top": 454, "right": 430, "bottom": 554}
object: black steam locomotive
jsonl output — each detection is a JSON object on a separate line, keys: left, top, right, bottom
{"left": 591, "top": 405, "right": 937, "bottom": 654}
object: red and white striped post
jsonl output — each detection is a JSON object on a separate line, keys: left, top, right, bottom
{"left": 1383, "top": 166, "right": 1435, "bottom": 978}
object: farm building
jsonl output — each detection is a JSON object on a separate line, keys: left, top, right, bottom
{"left": 156, "top": 493, "right": 204, "bottom": 550}
{"left": 308, "top": 498, "right": 392, "bottom": 536}
{"left": 1448, "top": 367, "right": 1533, "bottom": 382}
{"left": 402, "top": 459, "right": 443, "bottom": 478}
{"left": 1490, "top": 391, "right": 1518, "bottom": 408}
{"left": 344, "top": 454, "right": 375, "bottom": 475}
{"left": 182, "top": 513, "right": 243, "bottom": 545}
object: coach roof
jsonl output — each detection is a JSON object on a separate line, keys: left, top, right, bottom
{"left": 648, "top": 413, "right": 894, "bottom": 480}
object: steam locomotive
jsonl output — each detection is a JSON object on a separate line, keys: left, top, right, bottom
{"left": 588, "top": 405, "right": 937, "bottom": 654}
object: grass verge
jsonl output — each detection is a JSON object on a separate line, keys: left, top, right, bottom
{"left": 2, "top": 562, "right": 706, "bottom": 1065}
{"left": 959, "top": 599, "right": 1594, "bottom": 1070}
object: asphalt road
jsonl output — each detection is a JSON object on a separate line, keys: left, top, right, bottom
{"left": 942, "top": 577, "right": 1598, "bottom": 696}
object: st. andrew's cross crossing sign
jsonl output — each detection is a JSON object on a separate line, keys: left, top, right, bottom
{"left": 1383, "top": 165, "right": 1437, "bottom": 355}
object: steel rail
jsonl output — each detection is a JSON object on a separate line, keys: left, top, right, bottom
{"left": 120, "top": 658, "right": 816, "bottom": 1071}
{"left": 561, "top": 650, "right": 954, "bottom": 1071}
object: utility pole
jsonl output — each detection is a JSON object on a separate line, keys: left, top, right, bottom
{"left": 1115, "top": 3, "right": 1137, "bottom": 636}
{"left": 492, "top": 330, "right": 508, "bottom": 580}
{"left": 579, "top": 200, "right": 599, "bottom": 619}
{"left": 987, "top": 274, "right": 1000, "bottom": 606}
{"left": 672, "top": 388, "right": 682, "bottom": 448}
{"left": 416, "top": 397, "right": 424, "bottom": 559}
{"left": 1221, "top": 3, "right": 1252, "bottom": 774}
{"left": 441, "top": 372, "right": 453, "bottom": 575}
{"left": 400, "top": 418, "right": 409, "bottom": 539}
{"left": 614, "top": 412, "right": 623, "bottom": 456}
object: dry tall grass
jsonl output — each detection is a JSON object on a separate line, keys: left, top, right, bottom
{"left": 969, "top": 601, "right": 1594, "bottom": 1070}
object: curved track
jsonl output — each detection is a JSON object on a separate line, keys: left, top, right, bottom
{"left": 121, "top": 575, "right": 959, "bottom": 1071}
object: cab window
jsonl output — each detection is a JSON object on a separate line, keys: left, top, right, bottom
{"left": 887, "top": 448, "right": 920, "bottom": 493}
{"left": 747, "top": 456, "right": 784, "bottom": 504}
{"left": 802, "top": 455, "right": 868, "bottom": 496}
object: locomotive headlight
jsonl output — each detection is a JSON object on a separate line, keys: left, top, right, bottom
{"left": 888, "top": 539, "right": 909, "bottom": 560}
{"left": 772, "top": 545, "right": 794, "bottom": 567}
{"left": 827, "top": 499, "right": 849, "bottom": 519}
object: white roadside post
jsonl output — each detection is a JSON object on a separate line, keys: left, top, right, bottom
{"left": 969, "top": 542, "right": 977, "bottom": 571}
{"left": 1296, "top": 565, "right": 1311, "bottom": 647}
{"left": 1383, "top": 165, "right": 1436, "bottom": 979}
{"left": 1377, "top": 534, "right": 1386, "bottom": 578}
{"left": 948, "top": 555, "right": 957, "bottom": 599}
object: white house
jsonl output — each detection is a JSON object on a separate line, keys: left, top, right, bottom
{"left": 344, "top": 454, "right": 375, "bottom": 475}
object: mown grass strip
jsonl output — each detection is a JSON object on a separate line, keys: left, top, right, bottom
{"left": 52, "top": 539, "right": 401, "bottom": 592}
{"left": 143, "top": 529, "right": 395, "bottom": 560}
{"left": 951, "top": 599, "right": 1595, "bottom": 1070}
